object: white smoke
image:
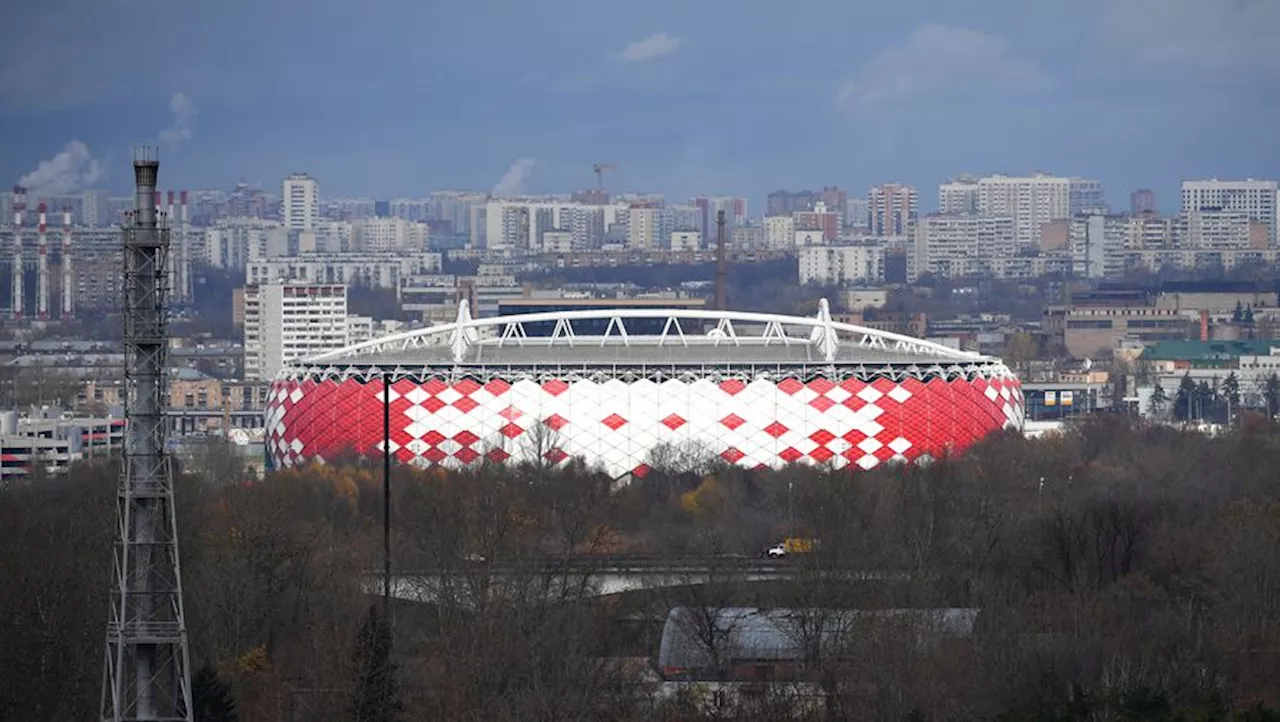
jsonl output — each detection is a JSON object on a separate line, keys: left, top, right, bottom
{"left": 18, "top": 140, "right": 105, "bottom": 196}
{"left": 492, "top": 158, "right": 536, "bottom": 196}
{"left": 159, "top": 92, "right": 197, "bottom": 150}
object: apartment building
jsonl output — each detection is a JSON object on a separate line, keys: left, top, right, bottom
{"left": 1181, "top": 179, "right": 1277, "bottom": 243}
{"left": 798, "top": 245, "right": 885, "bottom": 285}
{"left": 245, "top": 251, "right": 443, "bottom": 289}
{"left": 243, "top": 283, "right": 349, "bottom": 380}
{"left": 913, "top": 215, "right": 1017, "bottom": 279}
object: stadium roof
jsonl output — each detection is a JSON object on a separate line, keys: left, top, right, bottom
{"left": 295, "top": 299, "right": 999, "bottom": 373}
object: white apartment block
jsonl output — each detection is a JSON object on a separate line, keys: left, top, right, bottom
{"left": 1068, "top": 213, "right": 1128, "bottom": 279}
{"left": 1178, "top": 209, "right": 1265, "bottom": 251}
{"left": 976, "top": 173, "right": 1103, "bottom": 248}
{"left": 1181, "top": 179, "right": 1277, "bottom": 244}
{"left": 732, "top": 225, "right": 764, "bottom": 249}
{"left": 764, "top": 216, "right": 795, "bottom": 250}
{"left": 939, "top": 176, "right": 980, "bottom": 215}
{"left": 353, "top": 217, "right": 429, "bottom": 252}
{"left": 539, "top": 230, "right": 574, "bottom": 254}
{"left": 478, "top": 199, "right": 626, "bottom": 250}
{"left": 246, "top": 252, "right": 444, "bottom": 289}
{"left": 282, "top": 173, "right": 319, "bottom": 232}
{"left": 627, "top": 206, "right": 661, "bottom": 249}
{"left": 799, "top": 245, "right": 885, "bottom": 285}
{"left": 243, "top": 283, "right": 348, "bottom": 381}
{"left": 913, "top": 215, "right": 1017, "bottom": 279}
{"left": 204, "top": 219, "right": 287, "bottom": 270}
{"left": 868, "top": 184, "right": 918, "bottom": 236}
{"left": 669, "top": 231, "right": 701, "bottom": 252}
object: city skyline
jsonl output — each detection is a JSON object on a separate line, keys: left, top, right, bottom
{"left": 1, "top": 0, "right": 1277, "bottom": 210}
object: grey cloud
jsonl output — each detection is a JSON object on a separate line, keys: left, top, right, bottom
{"left": 617, "top": 32, "right": 682, "bottom": 63}
{"left": 1100, "top": 0, "right": 1280, "bottom": 72}
{"left": 836, "top": 24, "right": 1052, "bottom": 112}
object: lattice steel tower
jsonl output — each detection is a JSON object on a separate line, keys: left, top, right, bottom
{"left": 101, "top": 149, "right": 193, "bottom": 721}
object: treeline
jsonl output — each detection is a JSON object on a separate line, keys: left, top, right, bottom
{"left": 2, "top": 416, "right": 1280, "bottom": 720}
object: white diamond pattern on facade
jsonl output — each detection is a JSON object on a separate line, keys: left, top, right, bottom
{"left": 265, "top": 368, "right": 1026, "bottom": 477}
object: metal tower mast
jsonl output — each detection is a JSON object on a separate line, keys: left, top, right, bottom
{"left": 101, "top": 149, "right": 193, "bottom": 722}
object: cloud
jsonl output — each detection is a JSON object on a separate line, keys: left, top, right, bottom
{"left": 836, "top": 24, "right": 1051, "bottom": 112}
{"left": 617, "top": 32, "right": 682, "bottom": 63}
{"left": 17, "top": 141, "right": 105, "bottom": 195}
{"left": 1099, "top": 0, "right": 1280, "bottom": 72}
{"left": 159, "top": 92, "right": 197, "bottom": 150}
{"left": 492, "top": 158, "right": 536, "bottom": 196}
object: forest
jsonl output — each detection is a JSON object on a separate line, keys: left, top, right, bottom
{"left": 2, "top": 414, "right": 1280, "bottom": 721}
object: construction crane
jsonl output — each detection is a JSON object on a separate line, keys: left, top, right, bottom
{"left": 593, "top": 163, "right": 616, "bottom": 191}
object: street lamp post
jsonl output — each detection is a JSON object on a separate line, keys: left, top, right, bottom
{"left": 382, "top": 374, "right": 391, "bottom": 619}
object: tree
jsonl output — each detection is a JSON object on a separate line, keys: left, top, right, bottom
{"left": 1264, "top": 374, "right": 1280, "bottom": 418}
{"left": 1174, "top": 373, "right": 1196, "bottom": 421}
{"left": 191, "top": 664, "right": 238, "bottom": 722}
{"left": 349, "top": 605, "right": 402, "bottom": 722}
{"left": 1148, "top": 382, "right": 1169, "bottom": 419}
{"left": 1233, "top": 300, "right": 1244, "bottom": 322}
{"left": 1223, "top": 372, "right": 1241, "bottom": 423}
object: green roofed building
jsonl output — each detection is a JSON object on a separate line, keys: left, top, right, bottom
{"left": 1141, "top": 339, "right": 1278, "bottom": 369}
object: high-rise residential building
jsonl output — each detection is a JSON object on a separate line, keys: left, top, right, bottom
{"left": 939, "top": 176, "right": 980, "bottom": 215}
{"left": 868, "top": 184, "right": 918, "bottom": 237}
{"left": 975, "top": 173, "right": 1103, "bottom": 248}
{"left": 352, "top": 217, "right": 429, "bottom": 252}
{"left": 913, "top": 215, "right": 1017, "bottom": 279}
{"left": 1181, "top": 179, "right": 1278, "bottom": 244}
{"left": 819, "top": 186, "right": 848, "bottom": 219}
{"left": 844, "top": 198, "right": 871, "bottom": 230}
{"left": 243, "top": 282, "right": 348, "bottom": 380}
{"left": 1068, "top": 212, "right": 1128, "bottom": 279}
{"left": 282, "top": 173, "right": 319, "bottom": 232}
{"left": 627, "top": 204, "right": 661, "bottom": 249}
{"left": 1129, "top": 189, "right": 1157, "bottom": 215}
{"left": 767, "top": 190, "right": 819, "bottom": 217}
{"left": 691, "top": 196, "right": 747, "bottom": 237}
{"left": 798, "top": 245, "right": 885, "bottom": 285}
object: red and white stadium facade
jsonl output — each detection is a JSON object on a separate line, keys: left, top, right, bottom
{"left": 265, "top": 300, "right": 1024, "bottom": 477}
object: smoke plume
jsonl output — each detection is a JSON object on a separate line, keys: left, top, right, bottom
{"left": 492, "top": 158, "right": 536, "bottom": 196}
{"left": 159, "top": 92, "right": 197, "bottom": 150}
{"left": 18, "top": 140, "right": 105, "bottom": 195}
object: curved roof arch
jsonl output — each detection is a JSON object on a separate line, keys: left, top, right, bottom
{"left": 303, "top": 297, "right": 986, "bottom": 366}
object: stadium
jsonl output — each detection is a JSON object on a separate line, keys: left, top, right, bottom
{"left": 265, "top": 300, "right": 1024, "bottom": 477}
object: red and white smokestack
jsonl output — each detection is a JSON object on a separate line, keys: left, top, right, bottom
{"left": 11, "top": 185, "right": 25, "bottom": 320}
{"left": 61, "top": 208, "right": 73, "bottom": 319}
{"left": 36, "top": 200, "right": 48, "bottom": 320}
{"left": 179, "top": 190, "right": 190, "bottom": 301}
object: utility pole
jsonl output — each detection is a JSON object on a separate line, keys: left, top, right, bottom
{"left": 714, "top": 210, "right": 728, "bottom": 311}
{"left": 101, "top": 148, "right": 194, "bottom": 721}
{"left": 382, "top": 374, "right": 392, "bottom": 619}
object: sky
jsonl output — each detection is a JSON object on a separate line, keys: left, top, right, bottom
{"left": 1, "top": 0, "right": 1278, "bottom": 213}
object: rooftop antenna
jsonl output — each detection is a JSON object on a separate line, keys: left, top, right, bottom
{"left": 101, "top": 146, "right": 194, "bottom": 721}
{"left": 715, "top": 209, "right": 728, "bottom": 310}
